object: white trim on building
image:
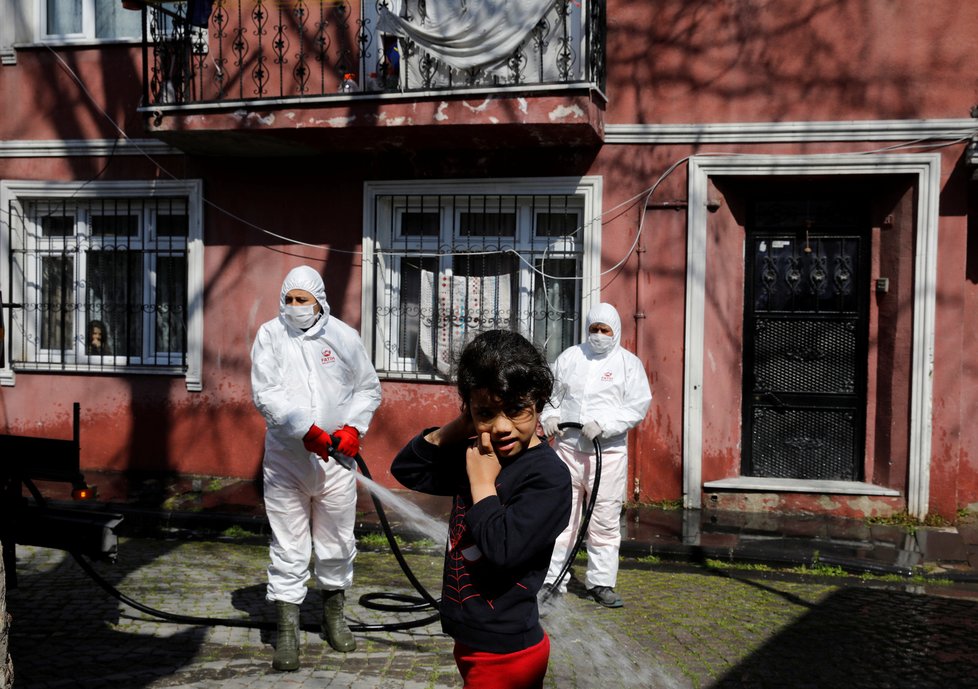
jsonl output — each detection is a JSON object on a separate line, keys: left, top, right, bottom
{"left": 685, "top": 153, "right": 940, "bottom": 519}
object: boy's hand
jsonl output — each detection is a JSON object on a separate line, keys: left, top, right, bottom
{"left": 425, "top": 412, "right": 477, "bottom": 446}
{"left": 466, "top": 432, "right": 500, "bottom": 503}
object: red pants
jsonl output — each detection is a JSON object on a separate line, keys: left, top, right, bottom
{"left": 453, "top": 633, "right": 550, "bottom": 689}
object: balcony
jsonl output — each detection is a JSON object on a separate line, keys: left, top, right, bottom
{"left": 138, "top": 0, "right": 606, "bottom": 155}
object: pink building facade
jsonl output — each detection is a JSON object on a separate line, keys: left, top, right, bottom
{"left": 2, "top": 0, "right": 977, "bottom": 521}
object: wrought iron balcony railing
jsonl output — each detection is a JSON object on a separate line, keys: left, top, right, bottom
{"left": 141, "top": 0, "right": 606, "bottom": 110}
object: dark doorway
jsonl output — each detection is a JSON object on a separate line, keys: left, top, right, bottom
{"left": 742, "top": 197, "right": 870, "bottom": 481}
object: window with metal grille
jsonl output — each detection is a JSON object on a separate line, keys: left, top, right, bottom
{"left": 1, "top": 180, "right": 204, "bottom": 389}
{"left": 364, "top": 178, "right": 602, "bottom": 380}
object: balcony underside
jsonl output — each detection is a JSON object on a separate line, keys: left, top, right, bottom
{"left": 145, "top": 91, "right": 605, "bottom": 156}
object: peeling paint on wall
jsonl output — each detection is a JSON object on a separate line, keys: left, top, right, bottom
{"left": 463, "top": 98, "right": 493, "bottom": 113}
{"left": 435, "top": 102, "right": 449, "bottom": 121}
{"left": 231, "top": 110, "right": 275, "bottom": 126}
{"left": 379, "top": 113, "right": 408, "bottom": 126}
{"left": 548, "top": 104, "right": 584, "bottom": 121}
{"left": 327, "top": 115, "right": 357, "bottom": 127}
{"left": 517, "top": 97, "right": 528, "bottom": 114}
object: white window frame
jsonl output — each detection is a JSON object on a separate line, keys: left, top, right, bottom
{"left": 362, "top": 176, "right": 602, "bottom": 380}
{"left": 35, "top": 0, "right": 147, "bottom": 43}
{"left": 0, "top": 179, "right": 204, "bottom": 391}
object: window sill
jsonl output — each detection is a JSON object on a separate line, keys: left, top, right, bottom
{"left": 703, "top": 476, "right": 900, "bottom": 497}
{"left": 14, "top": 38, "right": 142, "bottom": 51}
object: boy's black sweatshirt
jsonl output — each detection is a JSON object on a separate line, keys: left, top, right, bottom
{"left": 391, "top": 429, "right": 572, "bottom": 654}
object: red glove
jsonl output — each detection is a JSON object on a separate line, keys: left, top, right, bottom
{"left": 303, "top": 424, "right": 332, "bottom": 460}
{"left": 331, "top": 425, "right": 360, "bottom": 457}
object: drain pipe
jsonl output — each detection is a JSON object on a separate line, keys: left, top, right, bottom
{"left": 632, "top": 230, "right": 647, "bottom": 503}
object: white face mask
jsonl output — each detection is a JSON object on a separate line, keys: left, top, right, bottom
{"left": 587, "top": 333, "right": 614, "bottom": 354}
{"left": 283, "top": 304, "right": 318, "bottom": 330}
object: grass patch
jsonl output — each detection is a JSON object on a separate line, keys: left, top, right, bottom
{"left": 359, "top": 532, "right": 402, "bottom": 548}
{"left": 875, "top": 572, "right": 954, "bottom": 586}
{"left": 221, "top": 524, "right": 258, "bottom": 540}
{"left": 866, "top": 512, "right": 919, "bottom": 534}
{"left": 626, "top": 499, "right": 684, "bottom": 511}
{"left": 358, "top": 532, "right": 441, "bottom": 550}
{"left": 798, "top": 561, "right": 847, "bottom": 577}
{"left": 866, "top": 510, "right": 955, "bottom": 533}
{"left": 702, "top": 556, "right": 958, "bottom": 586}
{"left": 636, "top": 554, "right": 662, "bottom": 565}
{"left": 922, "top": 513, "right": 951, "bottom": 527}
{"left": 704, "top": 558, "right": 775, "bottom": 572}
{"left": 703, "top": 555, "right": 846, "bottom": 578}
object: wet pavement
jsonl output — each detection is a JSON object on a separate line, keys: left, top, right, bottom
{"left": 6, "top": 472, "right": 978, "bottom": 688}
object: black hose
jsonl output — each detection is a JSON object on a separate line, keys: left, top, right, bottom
{"left": 36, "top": 424, "right": 600, "bottom": 630}
{"left": 349, "top": 454, "right": 441, "bottom": 631}
{"left": 539, "top": 421, "right": 602, "bottom": 602}
{"left": 27, "top": 462, "right": 441, "bottom": 633}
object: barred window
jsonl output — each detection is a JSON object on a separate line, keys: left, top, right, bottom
{"left": 364, "top": 179, "right": 601, "bottom": 380}
{"left": 1, "top": 180, "right": 204, "bottom": 389}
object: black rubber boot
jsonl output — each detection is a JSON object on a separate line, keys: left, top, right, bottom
{"left": 321, "top": 589, "right": 356, "bottom": 652}
{"left": 272, "top": 601, "right": 300, "bottom": 671}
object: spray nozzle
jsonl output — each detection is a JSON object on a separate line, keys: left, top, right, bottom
{"left": 328, "top": 435, "right": 357, "bottom": 471}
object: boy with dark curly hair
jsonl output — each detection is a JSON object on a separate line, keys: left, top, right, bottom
{"left": 391, "top": 329, "right": 572, "bottom": 689}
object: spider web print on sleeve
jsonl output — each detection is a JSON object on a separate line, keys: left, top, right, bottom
{"left": 444, "top": 498, "right": 485, "bottom": 607}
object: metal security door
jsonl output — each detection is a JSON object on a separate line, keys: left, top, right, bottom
{"left": 743, "top": 200, "right": 869, "bottom": 481}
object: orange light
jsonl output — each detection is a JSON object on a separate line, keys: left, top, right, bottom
{"left": 72, "top": 485, "right": 97, "bottom": 500}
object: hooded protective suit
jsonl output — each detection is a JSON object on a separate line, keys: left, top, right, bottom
{"left": 251, "top": 265, "right": 382, "bottom": 604}
{"left": 541, "top": 303, "right": 651, "bottom": 594}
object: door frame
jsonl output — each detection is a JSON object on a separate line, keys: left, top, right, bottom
{"left": 683, "top": 153, "right": 940, "bottom": 518}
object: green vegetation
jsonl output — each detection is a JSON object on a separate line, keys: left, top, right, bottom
{"left": 357, "top": 532, "right": 441, "bottom": 550}
{"left": 636, "top": 554, "right": 661, "bottom": 565}
{"left": 700, "top": 556, "right": 955, "bottom": 586}
{"left": 866, "top": 511, "right": 922, "bottom": 534}
{"left": 221, "top": 524, "right": 258, "bottom": 539}
{"left": 866, "top": 510, "right": 957, "bottom": 533}
{"left": 922, "top": 512, "right": 951, "bottom": 527}
{"left": 626, "top": 499, "right": 683, "bottom": 511}
{"left": 359, "top": 532, "right": 403, "bottom": 549}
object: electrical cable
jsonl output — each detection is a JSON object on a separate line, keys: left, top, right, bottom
{"left": 28, "top": 42, "right": 978, "bottom": 285}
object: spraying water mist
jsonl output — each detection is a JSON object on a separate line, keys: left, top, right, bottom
{"left": 355, "top": 472, "right": 449, "bottom": 546}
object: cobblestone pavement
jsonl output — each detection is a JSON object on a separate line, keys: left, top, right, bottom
{"left": 7, "top": 537, "right": 978, "bottom": 689}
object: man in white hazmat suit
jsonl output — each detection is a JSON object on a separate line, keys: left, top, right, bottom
{"left": 540, "top": 303, "right": 651, "bottom": 608}
{"left": 251, "top": 265, "right": 381, "bottom": 670}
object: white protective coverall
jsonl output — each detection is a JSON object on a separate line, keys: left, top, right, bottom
{"left": 541, "top": 303, "right": 651, "bottom": 592}
{"left": 251, "top": 266, "right": 382, "bottom": 604}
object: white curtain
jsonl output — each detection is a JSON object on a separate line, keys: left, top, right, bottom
{"left": 377, "top": 0, "right": 558, "bottom": 72}
{"left": 95, "top": 0, "right": 143, "bottom": 39}
{"left": 47, "top": 0, "right": 83, "bottom": 35}
{"left": 420, "top": 268, "right": 512, "bottom": 375}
